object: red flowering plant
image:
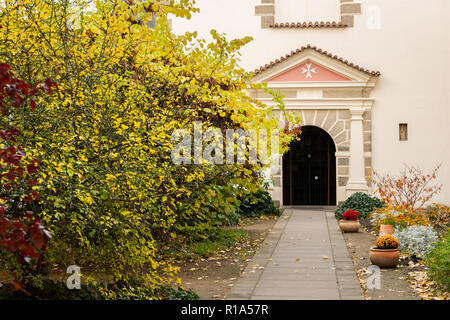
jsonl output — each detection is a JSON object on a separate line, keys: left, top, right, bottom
{"left": 0, "top": 63, "right": 56, "bottom": 292}
{"left": 342, "top": 209, "right": 361, "bottom": 221}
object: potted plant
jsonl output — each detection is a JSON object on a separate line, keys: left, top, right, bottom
{"left": 369, "top": 234, "right": 400, "bottom": 268}
{"left": 339, "top": 210, "right": 361, "bottom": 233}
{"left": 379, "top": 216, "right": 395, "bottom": 235}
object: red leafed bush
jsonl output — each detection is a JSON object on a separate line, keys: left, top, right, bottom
{"left": 0, "top": 63, "right": 55, "bottom": 291}
{"left": 342, "top": 209, "right": 360, "bottom": 221}
{"left": 371, "top": 165, "right": 443, "bottom": 210}
{"left": 0, "top": 211, "right": 50, "bottom": 263}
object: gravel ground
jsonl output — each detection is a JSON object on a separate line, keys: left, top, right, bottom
{"left": 342, "top": 225, "right": 421, "bottom": 300}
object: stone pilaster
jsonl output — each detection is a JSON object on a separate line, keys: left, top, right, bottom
{"left": 346, "top": 107, "right": 369, "bottom": 196}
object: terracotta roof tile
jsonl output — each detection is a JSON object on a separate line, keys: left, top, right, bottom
{"left": 270, "top": 21, "right": 348, "bottom": 28}
{"left": 253, "top": 44, "right": 381, "bottom": 77}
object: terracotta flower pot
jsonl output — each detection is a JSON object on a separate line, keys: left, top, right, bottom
{"left": 380, "top": 224, "right": 395, "bottom": 235}
{"left": 369, "top": 247, "right": 400, "bottom": 268}
{"left": 339, "top": 220, "right": 360, "bottom": 233}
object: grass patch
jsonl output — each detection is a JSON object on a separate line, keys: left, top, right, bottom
{"left": 188, "top": 228, "right": 247, "bottom": 258}
{"left": 163, "top": 227, "right": 248, "bottom": 260}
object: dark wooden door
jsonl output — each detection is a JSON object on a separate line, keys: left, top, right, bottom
{"left": 283, "top": 126, "right": 336, "bottom": 206}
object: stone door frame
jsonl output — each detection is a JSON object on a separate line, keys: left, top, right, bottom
{"left": 250, "top": 48, "right": 379, "bottom": 205}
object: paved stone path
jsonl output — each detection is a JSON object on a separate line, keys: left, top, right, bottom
{"left": 226, "top": 208, "right": 364, "bottom": 300}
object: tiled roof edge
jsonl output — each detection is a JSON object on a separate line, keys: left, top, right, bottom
{"left": 253, "top": 44, "right": 381, "bottom": 77}
{"left": 270, "top": 21, "right": 348, "bottom": 28}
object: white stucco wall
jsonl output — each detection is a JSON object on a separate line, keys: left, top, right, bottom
{"left": 171, "top": 0, "right": 450, "bottom": 205}
{"left": 276, "top": 0, "right": 339, "bottom": 22}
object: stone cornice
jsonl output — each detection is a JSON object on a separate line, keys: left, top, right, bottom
{"left": 256, "top": 98, "right": 375, "bottom": 109}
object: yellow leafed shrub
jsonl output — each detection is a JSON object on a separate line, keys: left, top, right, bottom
{"left": 0, "top": 0, "right": 300, "bottom": 298}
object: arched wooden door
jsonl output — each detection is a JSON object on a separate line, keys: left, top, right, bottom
{"left": 283, "top": 126, "right": 336, "bottom": 206}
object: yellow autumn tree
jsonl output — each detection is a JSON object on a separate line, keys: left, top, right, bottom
{"left": 0, "top": 0, "right": 299, "bottom": 298}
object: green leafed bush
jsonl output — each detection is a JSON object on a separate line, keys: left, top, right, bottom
{"left": 335, "top": 192, "right": 384, "bottom": 219}
{"left": 0, "top": 279, "right": 101, "bottom": 300}
{"left": 425, "top": 228, "right": 450, "bottom": 291}
{"left": 238, "top": 183, "right": 281, "bottom": 218}
{"left": 0, "top": 279, "right": 199, "bottom": 300}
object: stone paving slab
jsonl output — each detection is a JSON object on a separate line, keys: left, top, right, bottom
{"left": 226, "top": 208, "right": 364, "bottom": 300}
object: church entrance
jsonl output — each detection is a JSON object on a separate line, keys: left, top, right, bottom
{"left": 283, "top": 126, "right": 336, "bottom": 206}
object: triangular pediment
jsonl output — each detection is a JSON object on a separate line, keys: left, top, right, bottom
{"left": 252, "top": 45, "right": 380, "bottom": 84}
{"left": 269, "top": 60, "right": 351, "bottom": 82}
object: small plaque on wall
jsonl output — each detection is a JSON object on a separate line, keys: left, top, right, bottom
{"left": 399, "top": 123, "right": 408, "bottom": 141}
